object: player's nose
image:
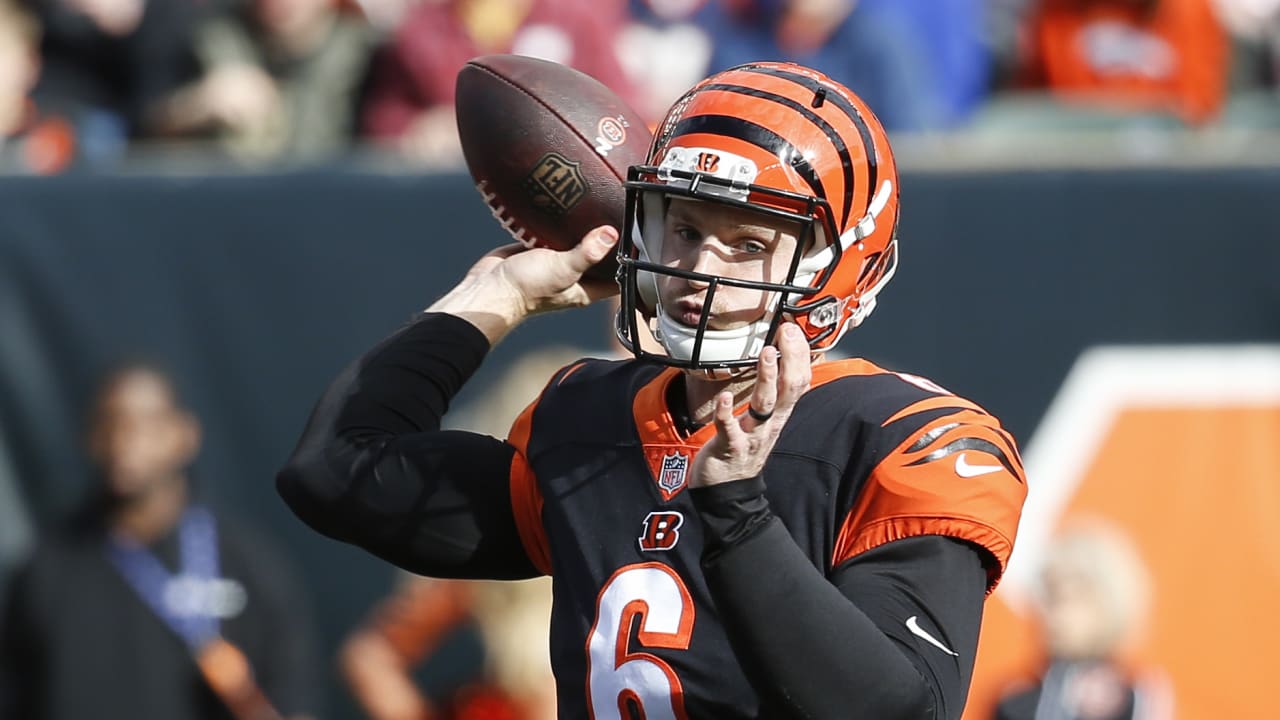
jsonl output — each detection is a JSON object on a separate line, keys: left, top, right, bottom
{"left": 687, "top": 240, "right": 728, "bottom": 282}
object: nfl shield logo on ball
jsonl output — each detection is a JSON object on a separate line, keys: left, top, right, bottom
{"left": 658, "top": 452, "right": 689, "bottom": 496}
{"left": 525, "top": 152, "right": 586, "bottom": 215}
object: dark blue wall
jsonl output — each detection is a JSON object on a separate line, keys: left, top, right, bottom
{"left": 2, "top": 167, "right": 1276, "bottom": 717}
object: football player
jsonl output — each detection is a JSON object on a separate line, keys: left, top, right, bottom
{"left": 279, "top": 62, "right": 1027, "bottom": 719}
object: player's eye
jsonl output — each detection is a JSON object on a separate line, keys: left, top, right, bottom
{"left": 672, "top": 226, "right": 701, "bottom": 244}
{"left": 736, "top": 237, "right": 768, "bottom": 255}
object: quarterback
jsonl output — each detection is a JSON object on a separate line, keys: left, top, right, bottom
{"left": 279, "top": 62, "right": 1027, "bottom": 719}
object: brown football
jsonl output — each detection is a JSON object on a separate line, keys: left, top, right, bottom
{"left": 455, "top": 54, "right": 652, "bottom": 279}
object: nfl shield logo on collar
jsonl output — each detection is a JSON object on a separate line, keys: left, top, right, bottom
{"left": 658, "top": 451, "right": 689, "bottom": 498}
{"left": 644, "top": 446, "right": 693, "bottom": 501}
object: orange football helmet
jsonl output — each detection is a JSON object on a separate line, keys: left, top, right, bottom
{"left": 615, "top": 62, "right": 900, "bottom": 370}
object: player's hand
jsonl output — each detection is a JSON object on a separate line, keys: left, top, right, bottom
{"left": 491, "top": 225, "right": 620, "bottom": 314}
{"left": 427, "top": 225, "right": 619, "bottom": 344}
{"left": 689, "top": 323, "right": 812, "bottom": 488}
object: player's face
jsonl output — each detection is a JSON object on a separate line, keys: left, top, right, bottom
{"left": 1039, "top": 562, "right": 1120, "bottom": 660}
{"left": 89, "top": 371, "right": 199, "bottom": 499}
{"left": 656, "top": 197, "right": 802, "bottom": 331}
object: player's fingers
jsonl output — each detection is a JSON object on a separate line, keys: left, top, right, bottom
{"left": 775, "top": 323, "right": 812, "bottom": 413}
{"left": 563, "top": 226, "right": 618, "bottom": 278}
{"left": 745, "top": 345, "right": 779, "bottom": 429}
{"left": 711, "top": 390, "right": 744, "bottom": 447}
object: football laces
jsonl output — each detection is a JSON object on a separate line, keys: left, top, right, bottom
{"left": 476, "top": 180, "right": 535, "bottom": 248}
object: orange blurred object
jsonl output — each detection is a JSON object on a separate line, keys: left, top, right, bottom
{"left": 1021, "top": 0, "right": 1228, "bottom": 124}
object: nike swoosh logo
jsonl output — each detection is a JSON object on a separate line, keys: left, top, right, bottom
{"left": 954, "top": 452, "right": 1003, "bottom": 478}
{"left": 906, "top": 616, "right": 958, "bottom": 656}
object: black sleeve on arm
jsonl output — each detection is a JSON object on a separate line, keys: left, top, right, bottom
{"left": 691, "top": 478, "right": 989, "bottom": 720}
{"left": 276, "top": 312, "right": 541, "bottom": 580}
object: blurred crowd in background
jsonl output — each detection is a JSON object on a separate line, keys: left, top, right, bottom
{"left": 0, "top": 347, "right": 1189, "bottom": 720}
{"left": 1, "top": 0, "right": 1280, "bottom": 174}
{"left": 1, "top": 2, "right": 1277, "bottom": 719}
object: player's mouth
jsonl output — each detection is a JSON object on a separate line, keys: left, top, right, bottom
{"left": 673, "top": 301, "right": 707, "bottom": 327}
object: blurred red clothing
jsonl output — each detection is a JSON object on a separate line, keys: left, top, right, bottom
{"left": 374, "top": 577, "right": 474, "bottom": 665}
{"left": 1021, "top": 0, "right": 1227, "bottom": 124}
{"left": 361, "top": 0, "right": 636, "bottom": 139}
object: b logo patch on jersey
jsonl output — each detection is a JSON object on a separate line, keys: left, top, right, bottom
{"left": 638, "top": 511, "right": 684, "bottom": 551}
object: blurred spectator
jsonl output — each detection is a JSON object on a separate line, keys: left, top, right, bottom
{"left": 0, "top": 0, "right": 76, "bottom": 173}
{"left": 1017, "top": 0, "right": 1229, "bottom": 125}
{"left": 621, "top": 0, "right": 990, "bottom": 130}
{"left": 25, "top": 0, "right": 204, "bottom": 162}
{"left": 152, "top": 0, "right": 377, "bottom": 162}
{"left": 342, "top": 576, "right": 555, "bottom": 720}
{"left": 358, "top": 0, "right": 636, "bottom": 166}
{"left": 340, "top": 345, "right": 594, "bottom": 720}
{"left": 881, "top": 0, "right": 992, "bottom": 128}
{"left": 0, "top": 441, "right": 32, "bottom": 595}
{"left": 989, "top": 0, "right": 1039, "bottom": 88}
{"left": 703, "top": 0, "right": 986, "bottom": 132}
{"left": 347, "top": 0, "right": 415, "bottom": 33}
{"left": 0, "top": 362, "right": 321, "bottom": 720}
{"left": 994, "top": 519, "right": 1174, "bottom": 720}
{"left": 617, "top": 0, "right": 722, "bottom": 125}
{"left": 1214, "top": 0, "right": 1280, "bottom": 91}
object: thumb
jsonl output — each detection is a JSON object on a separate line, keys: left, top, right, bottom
{"left": 563, "top": 226, "right": 618, "bottom": 277}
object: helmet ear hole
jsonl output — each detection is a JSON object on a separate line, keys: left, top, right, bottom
{"left": 854, "top": 233, "right": 898, "bottom": 296}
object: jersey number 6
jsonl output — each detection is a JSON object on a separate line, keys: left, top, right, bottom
{"left": 586, "top": 563, "right": 694, "bottom": 719}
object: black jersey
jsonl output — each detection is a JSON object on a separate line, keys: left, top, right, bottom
{"left": 506, "top": 357, "right": 1025, "bottom": 719}
{"left": 278, "top": 313, "right": 1027, "bottom": 720}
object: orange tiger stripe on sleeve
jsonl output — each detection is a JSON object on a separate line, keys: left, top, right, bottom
{"left": 834, "top": 407, "right": 1027, "bottom": 591}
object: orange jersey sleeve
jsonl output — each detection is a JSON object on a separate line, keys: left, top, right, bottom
{"left": 832, "top": 403, "right": 1028, "bottom": 591}
{"left": 504, "top": 359, "right": 597, "bottom": 576}
{"left": 507, "top": 398, "right": 553, "bottom": 576}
